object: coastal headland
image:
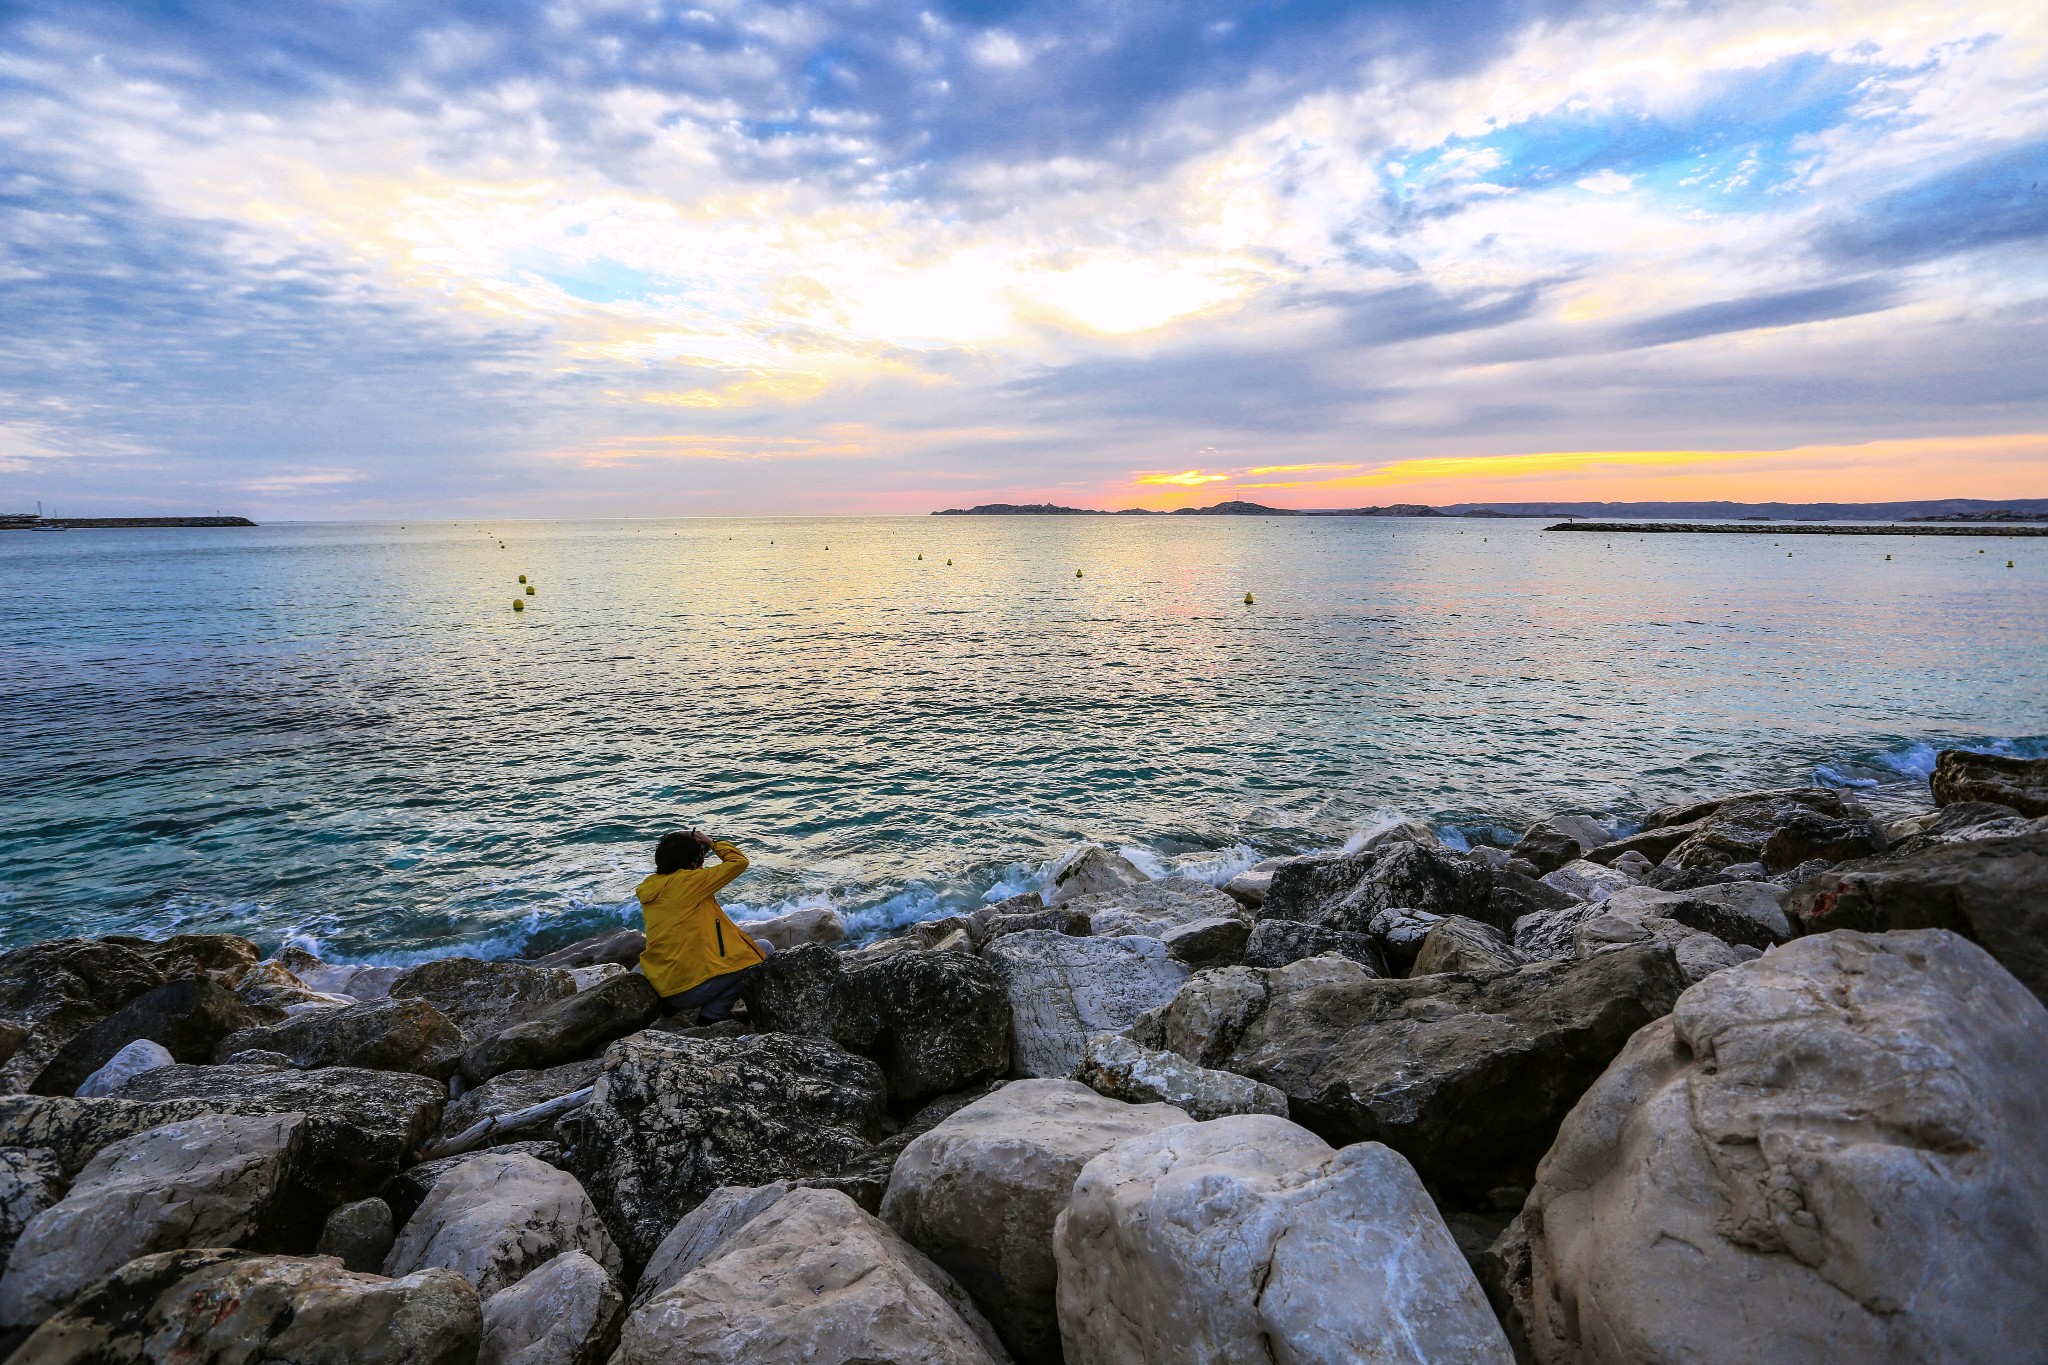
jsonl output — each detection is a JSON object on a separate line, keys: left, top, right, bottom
{"left": 938, "top": 497, "right": 2048, "bottom": 522}
{"left": 1, "top": 515, "right": 257, "bottom": 530}
{"left": 1549, "top": 520, "right": 2048, "bottom": 537}
{"left": 0, "top": 747, "right": 2041, "bottom": 1360}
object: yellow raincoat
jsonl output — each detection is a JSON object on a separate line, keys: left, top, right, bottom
{"left": 635, "top": 840, "right": 765, "bottom": 996}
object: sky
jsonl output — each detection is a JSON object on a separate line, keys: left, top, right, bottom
{"left": 1, "top": 0, "right": 2045, "bottom": 516}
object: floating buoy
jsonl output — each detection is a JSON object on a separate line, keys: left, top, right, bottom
{"left": 1980, "top": 549, "right": 1986, "bottom": 554}
{"left": 946, "top": 558, "right": 953, "bottom": 565}
{"left": 1788, "top": 552, "right": 1793, "bottom": 558}
{"left": 2009, "top": 561, "right": 2016, "bottom": 568}
{"left": 1243, "top": 592, "right": 1255, "bottom": 605}
{"left": 1885, "top": 554, "right": 1892, "bottom": 560}
{"left": 512, "top": 599, "right": 524, "bottom": 611}
{"left": 518, "top": 574, "right": 526, "bottom": 583}
{"left": 1075, "top": 569, "right": 1084, "bottom": 578}
{"left": 525, "top": 585, "right": 535, "bottom": 595}
{"left": 918, "top": 554, "right": 923, "bottom": 560}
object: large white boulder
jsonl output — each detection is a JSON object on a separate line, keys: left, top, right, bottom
{"left": 881, "top": 1078, "right": 1191, "bottom": 1364}
{"left": 1056, "top": 879, "right": 1244, "bottom": 939}
{"left": 0, "top": 1112, "right": 313, "bottom": 1326}
{"left": 72, "top": 1040, "right": 173, "bottom": 1098}
{"left": 982, "top": 932, "right": 1188, "bottom": 1078}
{"left": 384, "top": 1151, "right": 621, "bottom": 1300}
{"left": 1524, "top": 929, "right": 2048, "bottom": 1363}
{"left": 742, "top": 905, "right": 847, "bottom": 952}
{"left": 612, "top": 1186, "right": 1010, "bottom": 1364}
{"left": 1044, "top": 845, "right": 1146, "bottom": 907}
{"left": 478, "top": 1247, "right": 622, "bottom": 1365}
{"left": 1053, "top": 1114, "right": 1512, "bottom": 1364}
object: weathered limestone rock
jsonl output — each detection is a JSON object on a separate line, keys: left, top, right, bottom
{"left": 437, "top": 1057, "right": 603, "bottom": 1147}
{"left": 982, "top": 933, "right": 1189, "bottom": 1079}
{"left": 1538, "top": 859, "right": 1633, "bottom": 904}
{"left": 1057, "top": 879, "right": 1243, "bottom": 939}
{"left": 1652, "top": 789, "right": 1886, "bottom": 882}
{"left": 0, "top": 939, "right": 164, "bottom": 1095}
{"left": 107, "top": 934, "right": 263, "bottom": 989}
{"left": 1787, "top": 826, "right": 2048, "bottom": 1000}
{"left": 633, "top": 1182, "right": 797, "bottom": 1310}
{"left": 531, "top": 926, "right": 647, "bottom": 970}
{"left": 979, "top": 907, "right": 1091, "bottom": 946}
{"left": 1351, "top": 815, "right": 1443, "bottom": 851}
{"left": 1883, "top": 800, "right": 2034, "bottom": 856}
{"left": 1074, "top": 1033, "right": 1286, "bottom": 1122}
{"left": 1256, "top": 850, "right": 1378, "bottom": 925}
{"left": 7, "top": 1248, "right": 481, "bottom": 1365}
{"left": 316, "top": 1196, "right": 395, "bottom": 1273}
{"left": 1044, "top": 845, "right": 1147, "bottom": 907}
{"left": 1511, "top": 822, "right": 1589, "bottom": 875}
{"left": 1159, "top": 915, "right": 1250, "bottom": 968}
{"left": 1523, "top": 930, "right": 2048, "bottom": 1364}
{"left": 1412, "top": 915, "right": 1522, "bottom": 975}
{"left": 1338, "top": 841, "right": 1499, "bottom": 929}
{"left": 385, "top": 1150, "right": 620, "bottom": 1300}
{"left": 30, "top": 978, "right": 264, "bottom": 1097}
{"left": 614, "top": 1186, "right": 1009, "bottom": 1365}
{"left": 0, "top": 1112, "right": 319, "bottom": 1325}
{"left": 1144, "top": 946, "right": 1687, "bottom": 1198}
{"left": 1239, "top": 919, "right": 1385, "bottom": 973}
{"left": 740, "top": 905, "right": 848, "bottom": 952}
{"left": 213, "top": 995, "right": 468, "bottom": 1078}
{"left": 0, "top": 1096, "right": 211, "bottom": 1176}
{"left": 743, "top": 944, "right": 1010, "bottom": 1103}
{"left": 460, "top": 972, "right": 664, "bottom": 1085}
{"left": 479, "top": 1247, "right": 622, "bottom": 1365}
{"left": 565, "top": 1032, "right": 888, "bottom": 1268}
{"left": 73, "top": 1040, "right": 173, "bottom": 1098}
{"left": 880, "top": 1078, "right": 1191, "bottom": 1364}
{"left": 1222, "top": 856, "right": 1299, "bottom": 909}
{"left": 234, "top": 960, "right": 356, "bottom": 1016}
{"left": 106, "top": 1063, "right": 446, "bottom": 1201}
{"left": 390, "top": 957, "right": 579, "bottom": 1043}
{"left": 0, "top": 1147, "right": 66, "bottom": 1267}
{"left": 1571, "top": 905, "right": 1754, "bottom": 985}
{"left": 568, "top": 964, "right": 624, "bottom": 991}
{"left": 1366, "top": 905, "right": 1446, "bottom": 972}
{"left": 1486, "top": 865, "right": 1582, "bottom": 928}
{"left": 1930, "top": 747, "right": 2048, "bottom": 817}
{"left": 1054, "top": 1115, "right": 1513, "bottom": 1365}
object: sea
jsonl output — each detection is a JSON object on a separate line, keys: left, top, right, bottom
{"left": 4, "top": 516, "right": 2043, "bottom": 963}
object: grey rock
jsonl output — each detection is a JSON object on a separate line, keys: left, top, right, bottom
{"left": 1056, "top": 878, "right": 1243, "bottom": 939}
{"left": 743, "top": 944, "right": 1010, "bottom": 1103}
{"left": 437, "top": 1057, "right": 605, "bottom": 1147}
{"left": 1523, "top": 930, "right": 2048, "bottom": 1364}
{"left": 0, "top": 1111, "right": 320, "bottom": 1325}
{"left": 1786, "top": 823, "right": 2048, "bottom": 1000}
{"left": 1653, "top": 788, "right": 1885, "bottom": 879}
{"left": 385, "top": 1150, "right": 620, "bottom": 1300}
{"left": 1538, "top": 859, "right": 1634, "bottom": 903}
{"left": 1931, "top": 747, "right": 2048, "bottom": 817}
{"left": 1604, "top": 882, "right": 1790, "bottom": 949}
{"left": 1412, "top": 915, "right": 1522, "bottom": 975}
{"left": 1054, "top": 1116, "right": 1513, "bottom": 1365}
{"left": 1510, "top": 822, "right": 1585, "bottom": 875}
{"left": 982, "top": 933, "right": 1189, "bottom": 1079}
{"left": 1239, "top": 919, "right": 1386, "bottom": 974}
{"left": 1337, "top": 841, "right": 1499, "bottom": 930}
{"left": 390, "top": 957, "right": 579, "bottom": 1043}
{"left": 214, "top": 995, "right": 469, "bottom": 1078}
{"left": 530, "top": 927, "right": 647, "bottom": 971}
{"left": 1366, "top": 905, "right": 1445, "bottom": 972}
{"left": 72, "top": 1040, "right": 172, "bottom": 1099}
{"left": 0, "top": 1147, "right": 66, "bottom": 1269}
{"left": 633, "top": 1182, "right": 795, "bottom": 1310}
{"left": 1486, "top": 866, "right": 1580, "bottom": 927}
{"left": 1074, "top": 1032, "right": 1287, "bottom": 1122}
{"left": 1884, "top": 800, "right": 2033, "bottom": 856}
{"left": 0, "top": 1096, "right": 213, "bottom": 1177}
{"left": 1145, "top": 945, "right": 1688, "bottom": 1198}
{"left": 1570, "top": 906, "right": 1753, "bottom": 985}
{"left": 480, "top": 1247, "right": 622, "bottom": 1365}
{"left": 385, "top": 1141, "right": 568, "bottom": 1227}
{"left": 460, "top": 972, "right": 664, "bottom": 1085}
{"left": 564, "top": 1031, "right": 888, "bottom": 1268}
{"left": 1222, "top": 856, "right": 1299, "bottom": 909}
{"left": 614, "top": 1186, "right": 1010, "bottom": 1365}
{"left": 1254, "top": 850, "right": 1379, "bottom": 925}
{"left": 105, "top": 1063, "right": 447, "bottom": 1202}
{"left": 742, "top": 906, "right": 849, "bottom": 952}
{"left": 979, "top": 907, "right": 1091, "bottom": 946}
{"left": 880, "top": 1079, "right": 1190, "bottom": 1364}
{"left": 317, "top": 1197, "right": 396, "bottom": 1273}
{"left": 105, "top": 934, "right": 264, "bottom": 990}
{"left": 1044, "top": 844, "right": 1147, "bottom": 907}
{"left": 29, "top": 977, "right": 265, "bottom": 1097}
{"left": 0, "top": 939, "right": 165, "bottom": 1095}
{"left": 6, "top": 1248, "right": 480, "bottom": 1365}
{"left": 1610, "top": 849, "right": 1655, "bottom": 879}
{"left": 1160, "top": 915, "right": 1250, "bottom": 968}
{"left": 233, "top": 961, "right": 356, "bottom": 1016}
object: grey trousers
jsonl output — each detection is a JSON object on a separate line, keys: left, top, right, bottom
{"left": 660, "top": 938, "right": 773, "bottom": 1022}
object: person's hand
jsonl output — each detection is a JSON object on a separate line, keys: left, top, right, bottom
{"left": 692, "top": 828, "right": 715, "bottom": 849}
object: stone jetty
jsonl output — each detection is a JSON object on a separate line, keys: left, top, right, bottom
{"left": 0, "top": 745, "right": 2042, "bottom": 1362}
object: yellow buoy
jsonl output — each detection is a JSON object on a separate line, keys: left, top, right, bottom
{"left": 2009, "top": 561, "right": 2016, "bottom": 568}
{"left": 1244, "top": 592, "right": 1255, "bottom": 605}
{"left": 512, "top": 599, "right": 524, "bottom": 611}
{"left": 518, "top": 574, "right": 526, "bottom": 583}
{"left": 946, "top": 558, "right": 953, "bottom": 565}
{"left": 918, "top": 553, "right": 923, "bottom": 560}
{"left": 1075, "top": 569, "right": 1083, "bottom": 578}
{"left": 525, "top": 585, "right": 535, "bottom": 595}
{"left": 1885, "top": 554, "right": 1891, "bottom": 560}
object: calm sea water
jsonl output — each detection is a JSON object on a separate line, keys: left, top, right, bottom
{"left": 3, "top": 516, "right": 2042, "bottom": 961}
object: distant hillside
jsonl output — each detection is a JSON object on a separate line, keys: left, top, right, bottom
{"left": 937, "top": 497, "right": 2048, "bottom": 520}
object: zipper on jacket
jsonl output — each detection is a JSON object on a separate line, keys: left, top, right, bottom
{"left": 715, "top": 921, "right": 725, "bottom": 955}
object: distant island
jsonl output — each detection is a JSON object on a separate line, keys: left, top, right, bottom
{"left": 1, "top": 514, "right": 257, "bottom": 529}
{"left": 935, "top": 498, "right": 2048, "bottom": 521}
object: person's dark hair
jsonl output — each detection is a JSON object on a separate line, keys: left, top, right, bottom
{"left": 655, "top": 831, "right": 706, "bottom": 875}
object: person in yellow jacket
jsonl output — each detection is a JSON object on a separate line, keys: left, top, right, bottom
{"left": 636, "top": 829, "right": 770, "bottom": 1021}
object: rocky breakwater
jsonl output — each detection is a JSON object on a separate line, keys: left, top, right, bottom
{"left": 0, "top": 749, "right": 2040, "bottom": 1362}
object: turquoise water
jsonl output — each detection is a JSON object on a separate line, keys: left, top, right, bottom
{"left": 3, "top": 516, "right": 2042, "bottom": 961}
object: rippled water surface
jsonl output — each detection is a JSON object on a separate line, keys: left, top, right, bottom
{"left": 4, "top": 516, "right": 2042, "bottom": 958}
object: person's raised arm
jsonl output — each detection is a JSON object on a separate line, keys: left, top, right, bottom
{"left": 696, "top": 830, "right": 748, "bottom": 893}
